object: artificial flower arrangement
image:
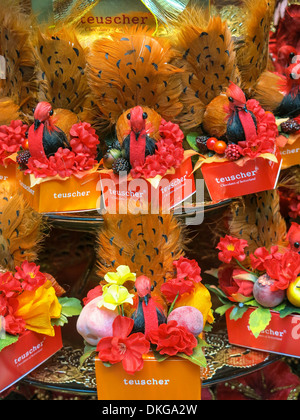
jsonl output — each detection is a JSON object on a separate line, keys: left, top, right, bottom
{"left": 206, "top": 229, "right": 300, "bottom": 339}
{"left": 0, "top": 120, "right": 28, "bottom": 185}
{"left": 77, "top": 258, "right": 214, "bottom": 376}
{"left": 0, "top": 260, "right": 82, "bottom": 352}
{"left": 17, "top": 118, "right": 100, "bottom": 180}
{"left": 102, "top": 117, "right": 189, "bottom": 182}
{"left": 15, "top": 102, "right": 102, "bottom": 213}
{"left": 188, "top": 98, "right": 279, "bottom": 167}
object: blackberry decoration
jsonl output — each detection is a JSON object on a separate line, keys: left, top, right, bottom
{"left": 281, "top": 119, "right": 300, "bottom": 135}
{"left": 196, "top": 136, "right": 210, "bottom": 154}
{"left": 225, "top": 144, "right": 242, "bottom": 161}
{"left": 112, "top": 158, "right": 131, "bottom": 175}
{"left": 16, "top": 150, "right": 31, "bottom": 170}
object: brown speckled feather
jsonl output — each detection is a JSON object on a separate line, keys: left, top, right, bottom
{"left": 87, "top": 26, "right": 183, "bottom": 128}
{"left": 97, "top": 213, "right": 185, "bottom": 290}
{"left": 171, "top": 11, "right": 240, "bottom": 131}
{"left": 0, "top": 183, "right": 44, "bottom": 272}
{"left": 235, "top": 0, "right": 276, "bottom": 95}
{"left": 35, "top": 28, "right": 93, "bottom": 118}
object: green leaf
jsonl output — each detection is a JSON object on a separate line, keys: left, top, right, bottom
{"left": 244, "top": 299, "right": 260, "bottom": 307}
{"left": 0, "top": 334, "right": 19, "bottom": 352}
{"left": 215, "top": 303, "right": 234, "bottom": 317}
{"left": 249, "top": 307, "right": 272, "bottom": 338}
{"left": 186, "top": 132, "right": 201, "bottom": 152}
{"left": 230, "top": 305, "right": 249, "bottom": 321}
{"left": 80, "top": 344, "right": 97, "bottom": 367}
{"left": 279, "top": 304, "right": 300, "bottom": 318}
{"left": 152, "top": 350, "right": 170, "bottom": 363}
{"left": 205, "top": 284, "right": 228, "bottom": 300}
{"left": 177, "top": 340, "right": 208, "bottom": 368}
{"left": 58, "top": 297, "right": 82, "bottom": 317}
{"left": 205, "top": 268, "right": 219, "bottom": 279}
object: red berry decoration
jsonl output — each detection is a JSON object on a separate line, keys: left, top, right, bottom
{"left": 225, "top": 144, "right": 242, "bottom": 161}
{"left": 213, "top": 140, "right": 227, "bottom": 155}
{"left": 206, "top": 137, "right": 217, "bottom": 151}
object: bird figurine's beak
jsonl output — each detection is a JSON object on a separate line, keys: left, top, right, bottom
{"left": 34, "top": 120, "right": 41, "bottom": 131}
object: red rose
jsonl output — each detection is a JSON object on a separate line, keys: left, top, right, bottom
{"left": 15, "top": 262, "right": 47, "bottom": 291}
{"left": 148, "top": 321, "right": 198, "bottom": 356}
{"left": 97, "top": 316, "right": 150, "bottom": 375}
{"left": 218, "top": 265, "right": 254, "bottom": 303}
{"left": 217, "top": 236, "right": 248, "bottom": 264}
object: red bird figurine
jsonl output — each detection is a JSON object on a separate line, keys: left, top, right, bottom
{"left": 122, "top": 106, "right": 156, "bottom": 169}
{"left": 225, "top": 83, "right": 258, "bottom": 144}
{"left": 131, "top": 276, "right": 167, "bottom": 339}
{"left": 28, "top": 102, "right": 70, "bottom": 160}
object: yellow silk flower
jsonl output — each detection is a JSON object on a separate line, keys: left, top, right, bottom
{"left": 104, "top": 265, "right": 136, "bottom": 287}
{"left": 99, "top": 284, "right": 135, "bottom": 311}
{"left": 15, "top": 280, "right": 62, "bottom": 337}
{"left": 175, "top": 283, "right": 215, "bottom": 326}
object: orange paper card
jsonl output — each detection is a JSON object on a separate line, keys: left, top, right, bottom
{"left": 17, "top": 171, "right": 100, "bottom": 213}
{"left": 95, "top": 354, "right": 202, "bottom": 401}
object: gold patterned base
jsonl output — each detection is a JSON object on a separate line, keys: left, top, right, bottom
{"left": 24, "top": 331, "right": 278, "bottom": 394}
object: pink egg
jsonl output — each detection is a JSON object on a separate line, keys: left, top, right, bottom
{"left": 168, "top": 306, "right": 204, "bottom": 336}
{"left": 76, "top": 296, "right": 118, "bottom": 346}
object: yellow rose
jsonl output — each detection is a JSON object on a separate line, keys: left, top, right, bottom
{"left": 175, "top": 283, "right": 214, "bottom": 326}
{"left": 15, "top": 280, "right": 62, "bottom": 337}
{"left": 104, "top": 265, "right": 136, "bottom": 286}
{"left": 99, "top": 284, "right": 135, "bottom": 311}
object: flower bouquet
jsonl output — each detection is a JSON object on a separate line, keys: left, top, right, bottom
{"left": 0, "top": 261, "right": 82, "bottom": 393}
{"left": 77, "top": 258, "right": 214, "bottom": 400}
{"left": 0, "top": 120, "right": 28, "bottom": 187}
{"left": 206, "top": 228, "right": 300, "bottom": 357}
{"left": 16, "top": 103, "right": 101, "bottom": 213}
{"left": 187, "top": 94, "right": 282, "bottom": 201}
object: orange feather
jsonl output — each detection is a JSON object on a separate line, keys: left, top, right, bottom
{"left": 87, "top": 26, "right": 183, "bottom": 141}
{"left": 170, "top": 11, "right": 240, "bottom": 132}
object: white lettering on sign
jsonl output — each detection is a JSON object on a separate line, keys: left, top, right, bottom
{"left": 291, "top": 317, "right": 300, "bottom": 340}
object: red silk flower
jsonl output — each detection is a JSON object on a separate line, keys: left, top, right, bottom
{"left": 173, "top": 256, "right": 202, "bottom": 283}
{"left": 97, "top": 316, "right": 150, "bottom": 375}
{"left": 14, "top": 262, "right": 47, "bottom": 292}
{"left": 250, "top": 246, "right": 283, "bottom": 272}
{"left": 217, "top": 236, "right": 248, "bottom": 264}
{"left": 161, "top": 277, "right": 195, "bottom": 303}
{"left": 131, "top": 120, "right": 184, "bottom": 179}
{"left": 263, "top": 251, "right": 300, "bottom": 291}
{"left": 83, "top": 285, "right": 103, "bottom": 306}
{"left": 148, "top": 321, "right": 198, "bottom": 357}
{"left": 161, "top": 257, "right": 202, "bottom": 303}
{"left": 0, "top": 271, "right": 22, "bottom": 298}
